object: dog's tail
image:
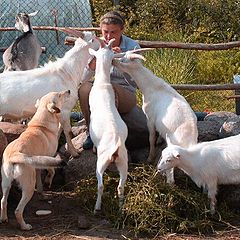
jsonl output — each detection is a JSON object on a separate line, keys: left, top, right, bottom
{"left": 9, "top": 153, "right": 66, "bottom": 169}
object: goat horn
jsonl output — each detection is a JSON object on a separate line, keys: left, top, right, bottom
{"left": 95, "top": 37, "right": 105, "bottom": 48}
{"left": 108, "top": 38, "right": 115, "bottom": 48}
{"left": 57, "top": 27, "right": 84, "bottom": 38}
{"left": 128, "top": 53, "right": 146, "bottom": 61}
{"left": 127, "top": 47, "right": 155, "bottom": 54}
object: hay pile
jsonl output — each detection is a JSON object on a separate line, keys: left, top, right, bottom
{"left": 75, "top": 164, "right": 238, "bottom": 237}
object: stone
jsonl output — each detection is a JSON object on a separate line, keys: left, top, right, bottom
{"left": 219, "top": 116, "right": 240, "bottom": 138}
{"left": 0, "top": 129, "right": 8, "bottom": 160}
{"left": 0, "top": 122, "right": 26, "bottom": 143}
{"left": 121, "top": 105, "right": 149, "bottom": 150}
{"left": 197, "top": 121, "right": 221, "bottom": 142}
{"left": 78, "top": 215, "right": 91, "bottom": 229}
{"left": 204, "top": 111, "right": 237, "bottom": 125}
{"left": 64, "top": 147, "right": 97, "bottom": 189}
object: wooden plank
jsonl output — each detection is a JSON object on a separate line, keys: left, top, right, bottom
{"left": 137, "top": 40, "right": 240, "bottom": 50}
{"left": 0, "top": 26, "right": 101, "bottom": 32}
{"left": 171, "top": 83, "right": 240, "bottom": 91}
{"left": 64, "top": 36, "right": 240, "bottom": 50}
{"left": 226, "top": 95, "right": 240, "bottom": 99}
{"left": 0, "top": 46, "right": 47, "bottom": 53}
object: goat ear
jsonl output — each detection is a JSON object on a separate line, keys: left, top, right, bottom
{"left": 28, "top": 11, "right": 38, "bottom": 17}
{"left": 108, "top": 38, "right": 115, "bottom": 49}
{"left": 35, "top": 99, "right": 40, "bottom": 109}
{"left": 165, "top": 134, "right": 172, "bottom": 146}
{"left": 47, "top": 103, "right": 61, "bottom": 114}
{"left": 172, "top": 150, "right": 180, "bottom": 159}
{"left": 89, "top": 48, "right": 96, "bottom": 56}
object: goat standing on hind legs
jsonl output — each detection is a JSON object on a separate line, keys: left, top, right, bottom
{"left": 113, "top": 51, "right": 198, "bottom": 184}
{"left": 88, "top": 39, "right": 128, "bottom": 214}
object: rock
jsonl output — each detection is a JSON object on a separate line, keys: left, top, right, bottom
{"left": 0, "top": 122, "right": 26, "bottom": 143}
{"left": 121, "top": 105, "right": 149, "bottom": 150}
{"left": 218, "top": 184, "right": 240, "bottom": 212}
{"left": 197, "top": 121, "right": 221, "bottom": 142}
{"left": 128, "top": 147, "right": 149, "bottom": 164}
{"left": 71, "top": 119, "right": 87, "bottom": 137}
{"left": 64, "top": 148, "right": 97, "bottom": 189}
{"left": 0, "top": 129, "right": 8, "bottom": 160}
{"left": 78, "top": 215, "right": 90, "bottom": 229}
{"left": 219, "top": 116, "right": 240, "bottom": 138}
{"left": 204, "top": 111, "right": 237, "bottom": 125}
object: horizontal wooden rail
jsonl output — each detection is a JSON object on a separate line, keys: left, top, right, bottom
{"left": 1, "top": 26, "right": 240, "bottom": 50}
{"left": 226, "top": 95, "right": 240, "bottom": 99}
{"left": 64, "top": 36, "right": 240, "bottom": 51}
{"left": 0, "top": 46, "right": 47, "bottom": 53}
{"left": 171, "top": 83, "right": 240, "bottom": 91}
{"left": 137, "top": 40, "right": 240, "bottom": 50}
{"left": 0, "top": 26, "right": 100, "bottom": 32}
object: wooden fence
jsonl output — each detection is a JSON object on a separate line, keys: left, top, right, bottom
{"left": 1, "top": 26, "right": 240, "bottom": 113}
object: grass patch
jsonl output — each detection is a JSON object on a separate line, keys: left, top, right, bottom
{"left": 75, "top": 164, "right": 239, "bottom": 238}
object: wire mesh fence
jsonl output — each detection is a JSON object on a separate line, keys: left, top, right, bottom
{"left": 0, "top": 0, "right": 93, "bottom": 70}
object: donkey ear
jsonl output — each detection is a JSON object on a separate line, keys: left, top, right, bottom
{"left": 47, "top": 102, "right": 60, "bottom": 113}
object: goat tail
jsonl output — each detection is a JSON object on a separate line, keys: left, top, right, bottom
{"left": 9, "top": 152, "right": 65, "bottom": 169}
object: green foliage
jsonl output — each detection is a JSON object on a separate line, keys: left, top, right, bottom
{"left": 195, "top": 50, "right": 240, "bottom": 84}
{"left": 90, "top": 0, "right": 240, "bottom": 42}
{"left": 143, "top": 33, "right": 196, "bottom": 85}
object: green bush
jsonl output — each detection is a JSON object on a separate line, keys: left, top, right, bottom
{"left": 195, "top": 50, "right": 240, "bottom": 84}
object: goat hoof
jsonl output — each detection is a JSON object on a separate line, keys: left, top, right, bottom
{"left": 93, "top": 209, "right": 101, "bottom": 215}
{"left": 21, "top": 223, "right": 32, "bottom": 231}
{"left": 0, "top": 217, "right": 8, "bottom": 223}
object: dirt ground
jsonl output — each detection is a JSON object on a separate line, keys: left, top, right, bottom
{"left": 1, "top": 187, "right": 240, "bottom": 240}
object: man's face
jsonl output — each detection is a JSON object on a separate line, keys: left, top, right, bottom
{"left": 101, "top": 23, "right": 124, "bottom": 47}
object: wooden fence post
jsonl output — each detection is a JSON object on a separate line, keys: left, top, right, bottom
{"left": 233, "top": 75, "right": 240, "bottom": 115}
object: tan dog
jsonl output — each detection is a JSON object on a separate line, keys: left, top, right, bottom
{"left": 0, "top": 90, "right": 70, "bottom": 230}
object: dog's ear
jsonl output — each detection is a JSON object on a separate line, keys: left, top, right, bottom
{"left": 47, "top": 102, "right": 61, "bottom": 113}
{"left": 35, "top": 99, "right": 40, "bottom": 109}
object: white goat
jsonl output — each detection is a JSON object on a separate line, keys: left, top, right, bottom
{"left": 3, "top": 11, "right": 42, "bottom": 71}
{"left": 88, "top": 39, "right": 128, "bottom": 213}
{"left": 113, "top": 53, "right": 198, "bottom": 184}
{"left": 0, "top": 30, "right": 98, "bottom": 157}
{"left": 157, "top": 134, "right": 240, "bottom": 214}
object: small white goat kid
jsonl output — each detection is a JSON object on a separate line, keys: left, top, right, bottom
{"left": 88, "top": 39, "right": 128, "bottom": 213}
{"left": 157, "top": 134, "right": 240, "bottom": 214}
{"left": 0, "top": 31, "right": 98, "bottom": 157}
{"left": 113, "top": 53, "right": 198, "bottom": 184}
{"left": 3, "top": 11, "right": 42, "bottom": 71}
